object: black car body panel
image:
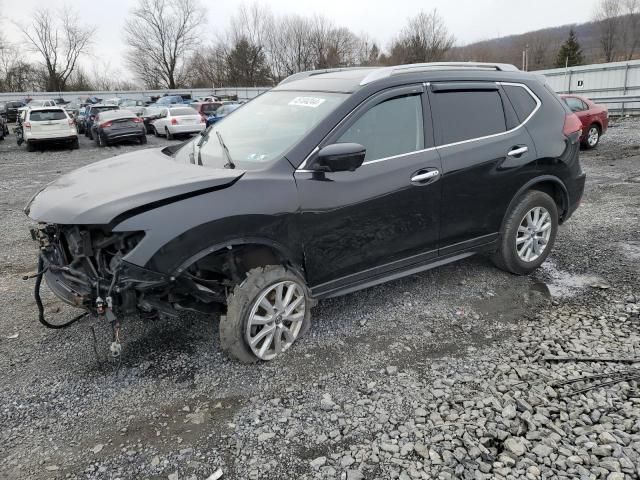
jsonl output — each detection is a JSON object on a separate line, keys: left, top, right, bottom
{"left": 25, "top": 148, "right": 245, "bottom": 224}
{"left": 25, "top": 64, "right": 585, "bottom": 324}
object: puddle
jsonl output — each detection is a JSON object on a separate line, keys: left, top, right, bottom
{"left": 619, "top": 241, "right": 640, "bottom": 261}
{"left": 535, "top": 261, "right": 610, "bottom": 298}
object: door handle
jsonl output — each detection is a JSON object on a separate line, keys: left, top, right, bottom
{"left": 411, "top": 169, "right": 440, "bottom": 183}
{"left": 507, "top": 146, "right": 528, "bottom": 157}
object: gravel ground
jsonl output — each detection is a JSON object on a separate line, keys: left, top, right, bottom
{"left": 0, "top": 118, "right": 639, "bottom": 480}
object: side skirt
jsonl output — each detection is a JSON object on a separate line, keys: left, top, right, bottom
{"left": 312, "top": 239, "right": 498, "bottom": 300}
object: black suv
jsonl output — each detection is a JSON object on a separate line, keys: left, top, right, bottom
{"left": 3, "top": 101, "right": 26, "bottom": 123}
{"left": 25, "top": 63, "right": 585, "bottom": 362}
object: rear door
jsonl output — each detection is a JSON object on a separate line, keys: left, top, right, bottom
{"left": 295, "top": 85, "right": 442, "bottom": 292}
{"left": 430, "top": 81, "right": 539, "bottom": 255}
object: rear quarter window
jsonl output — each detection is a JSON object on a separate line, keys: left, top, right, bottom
{"left": 431, "top": 89, "right": 507, "bottom": 145}
{"left": 29, "top": 110, "right": 67, "bottom": 121}
{"left": 502, "top": 85, "right": 538, "bottom": 123}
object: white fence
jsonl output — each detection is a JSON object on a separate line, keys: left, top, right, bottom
{"left": 536, "top": 59, "right": 640, "bottom": 114}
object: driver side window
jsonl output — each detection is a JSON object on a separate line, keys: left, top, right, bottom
{"left": 337, "top": 94, "right": 424, "bottom": 161}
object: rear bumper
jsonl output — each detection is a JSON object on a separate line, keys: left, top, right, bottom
{"left": 168, "top": 124, "right": 205, "bottom": 135}
{"left": 564, "top": 172, "right": 586, "bottom": 222}
{"left": 103, "top": 128, "right": 145, "bottom": 142}
{"left": 26, "top": 134, "right": 77, "bottom": 143}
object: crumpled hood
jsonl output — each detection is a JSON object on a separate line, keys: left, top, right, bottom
{"left": 25, "top": 147, "right": 244, "bottom": 225}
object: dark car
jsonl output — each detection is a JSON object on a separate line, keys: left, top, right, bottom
{"left": 85, "top": 104, "right": 120, "bottom": 139}
{"left": 205, "top": 102, "right": 241, "bottom": 126}
{"left": 0, "top": 114, "right": 8, "bottom": 140}
{"left": 25, "top": 62, "right": 585, "bottom": 363}
{"left": 4, "top": 101, "right": 26, "bottom": 123}
{"left": 75, "top": 105, "right": 90, "bottom": 133}
{"left": 92, "top": 109, "right": 146, "bottom": 147}
{"left": 140, "top": 106, "right": 163, "bottom": 134}
{"left": 560, "top": 94, "right": 608, "bottom": 149}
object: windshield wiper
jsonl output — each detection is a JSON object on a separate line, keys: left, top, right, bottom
{"left": 216, "top": 130, "right": 235, "bottom": 169}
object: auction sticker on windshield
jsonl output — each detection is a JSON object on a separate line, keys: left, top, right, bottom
{"left": 288, "top": 97, "right": 326, "bottom": 108}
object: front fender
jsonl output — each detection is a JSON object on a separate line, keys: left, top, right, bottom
{"left": 113, "top": 169, "right": 301, "bottom": 274}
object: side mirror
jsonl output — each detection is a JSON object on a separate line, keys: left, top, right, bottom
{"left": 315, "top": 143, "right": 366, "bottom": 172}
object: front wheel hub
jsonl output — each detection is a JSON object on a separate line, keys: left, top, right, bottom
{"left": 245, "top": 281, "right": 306, "bottom": 361}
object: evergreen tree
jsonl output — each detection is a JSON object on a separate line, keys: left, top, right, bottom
{"left": 225, "top": 37, "right": 272, "bottom": 87}
{"left": 555, "top": 28, "right": 584, "bottom": 67}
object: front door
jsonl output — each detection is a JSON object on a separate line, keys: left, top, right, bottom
{"left": 294, "top": 85, "right": 442, "bottom": 294}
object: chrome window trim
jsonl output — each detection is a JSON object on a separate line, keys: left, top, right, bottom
{"left": 295, "top": 81, "right": 540, "bottom": 173}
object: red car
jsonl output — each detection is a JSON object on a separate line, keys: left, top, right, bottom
{"left": 560, "top": 94, "right": 608, "bottom": 149}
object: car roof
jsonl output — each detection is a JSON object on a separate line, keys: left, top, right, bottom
{"left": 273, "top": 63, "right": 532, "bottom": 94}
{"left": 27, "top": 106, "right": 66, "bottom": 111}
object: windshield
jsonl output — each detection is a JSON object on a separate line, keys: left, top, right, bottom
{"left": 177, "top": 91, "right": 347, "bottom": 169}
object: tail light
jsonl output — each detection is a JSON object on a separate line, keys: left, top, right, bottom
{"left": 133, "top": 117, "right": 143, "bottom": 123}
{"left": 200, "top": 114, "right": 207, "bottom": 122}
{"left": 563, "top": 113, "right": 582, "bottom": 138}
{"left": 171, "top": 118, "right": 178, "bottom": 125}
{"left": 100, "top": 121, "right": 112, "bottom": 128}
{"left": 24, "top": 122, "right": 31, "bottom": 129}
{"left": 68, "top": 119, "right": 74, "bottom": 126}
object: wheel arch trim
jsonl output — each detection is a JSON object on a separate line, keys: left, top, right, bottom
{"left": 501, "top": 175, "right": 569, "bottom": 231}
{"left": 171, "top": 237, "right": 305, "bottom": 278}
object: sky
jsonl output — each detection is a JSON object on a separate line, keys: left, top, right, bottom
{"left": 0, "top": 0, "right": 598, "bottom": 82}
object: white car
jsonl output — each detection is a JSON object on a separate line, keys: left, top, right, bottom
{"left": 151, "top": 106, "right": 205, "bottom": 139}
{"left": 18, "top": 99, "right": 57, "bottom": 114}
{"left": 22, "top": 107, "right": 78, "bottom": 151}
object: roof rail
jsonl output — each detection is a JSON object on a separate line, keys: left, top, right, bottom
{"left": 359, "top": 62, "right": 520, "bottom": 85}
{"left": 278, "top": 67, "right": 373, "bottom": 86}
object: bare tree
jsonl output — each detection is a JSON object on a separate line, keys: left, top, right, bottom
{"left": 19, "top": 7, "right": 92, "bottom": 91}
{"left": 594, "top": 0, "right": 622, "bottom": 62}
{"left": 124, "top": 0, "right": 206, "bottom": 89}
{"left": 620, "top": 0, "right": 640, "bottom": 59}
{"left": 388, "top": 10, "right": 455, "bottom": 64}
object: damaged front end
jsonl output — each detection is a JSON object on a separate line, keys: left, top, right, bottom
{"left": 30, "top": 223, "right": 227, "bottom": 355}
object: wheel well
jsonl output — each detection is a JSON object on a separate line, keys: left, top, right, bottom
{"left": 589, "top": 122, "right": 602, "bottom": 132}
{"left": 528, "top": 181, "right": 568, "bottom": 220}
{"left": 185, "top": 243, "right": 303, "bottom": 287}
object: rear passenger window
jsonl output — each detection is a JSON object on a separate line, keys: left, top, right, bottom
{"left": 563, "top": 97, "right": 587, "bottom": 113}
{"left": 431, "top": 90, "right": 506, "bottom": 145}
{"left": 503, "top": 85, "right": 537, "bottom": 123}
{"left": 338, "top": 95, "right": 424, "bottom": 161}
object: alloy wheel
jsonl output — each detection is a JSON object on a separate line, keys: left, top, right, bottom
{"left": 245, "top": 280, "right": 306, "bottom": 361}
{"left": 587, "top": 126, "right": 599, "bottom": 147}
{"left": 515, "top": 206, "right": 552, "bottom": 262}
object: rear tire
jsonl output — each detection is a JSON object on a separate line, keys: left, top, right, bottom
{"left": 71, "top": 138, "right": 79, "bottom": 150}
{"left": 582, "top": 124, "right": 600, "bottom": 149}
{"left": 491, "top": 190, "right": 558, "bottom": 275}
{"left": 97, "top": 133, "right": 105, "bottom": 148}
{"left": 26, "top": 141, "right": 35, "bottom": 152}
{"left": 139, "top": 134, "right": 147, "bottom": 145}
{"left": 220, "top": 266, "right": 312, "bottom": 363}
{"left": 166, "top": 127, "right": 174, "bottom": 140}
{"left": 153, "top": 126, "right": 160, "bottom": 137}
